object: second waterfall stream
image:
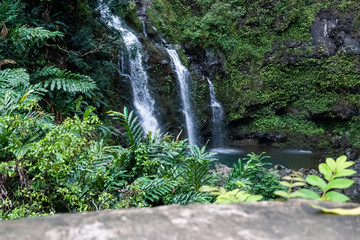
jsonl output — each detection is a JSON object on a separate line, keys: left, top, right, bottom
{"left": 98, "top": 0, "right": 159, "bottom": 134}
{"left": 166, "top": 49, "right": 198, "bottom": 146}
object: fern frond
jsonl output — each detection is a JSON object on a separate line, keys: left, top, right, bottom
{"left": 184, "top": 158, "right": 212, "bottom": 190}
{"left": 170, "top": 191, "right": 211, "bottom": 205}
{"left": 33, "top": 66, "right": 97, "bottom": 93}
{"left": 138, "top": 177, "right": 178, "bottom": 202}
{"left": 12, "top": 26, "right": 64, "bottom": 52}
{"left": 11, "top": 142, "right": 36, "bottom": 160}
{"left": 0, "top": 68, "right": 30, "bottom": 88}
{"left": 107, "top": 107, "right": 144, "bottom": 146}
{"left": 0, "top": 0, "right": 23, "bottom": 25}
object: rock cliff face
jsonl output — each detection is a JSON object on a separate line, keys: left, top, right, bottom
{"left": 109, "top": 1, "right": 360, "bottom": 156}
{"left": 1, "top": 200, "right": 359, "bottom": 240}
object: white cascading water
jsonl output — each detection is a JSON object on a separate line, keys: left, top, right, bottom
{"left": 98, "top": 0, "right": 159, "bottom": 133}
{"left": 166, "top": 49, "right": 197, "bottom": 146}
{"left": 207, "top": 78, "right": 225, "bottom": 147}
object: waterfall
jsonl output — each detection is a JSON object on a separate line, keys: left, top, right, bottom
{"left": 141, "top": 21, "right": 148, "bottom": 39}
{"left": 166, "top": 49, "right": 197, "bottom": 146}
{"left": 98, "top": 0, "right": 160, "bottom": 133}
{"left": 207, "top": 78, "right": 225, "bottom": 147}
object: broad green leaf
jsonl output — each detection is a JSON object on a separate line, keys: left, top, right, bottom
{"left": 319, "top": 163, "right": 332, "bottom": 181}
{"left": 326, "top": 158, "right": 336, "bottom": 172}
{"left": 283, "top": 176, "right": 292, "bottom": 181}
{"left": 199, "top": 185, "right": 219, "bottom": 193}
{"left": 296, "top": 189, "right": 321, "bottom": 199}
{"left": 289, "top": 191, "right": 304, "bottom": 198}
{"left": 335, "top": 162, "right": 355, "bottom": 176}
{"left": 323, "top": 191, "right": 350, "bottom": 202}
{"left": 215, "top": 196, "right": 231, "bottom": 204}
{"left": 234, "top": 190, "right": 248, "bottom": 201}
{"left": 291, "top": 182, "right": 307, "bottom": 187}
{"left": 274, "top": 190, "right": 290, "bottom": 198}
{"left": 246, "top": 195, "right": 263, "bottom": 202}
{"left": 326, "top": 179, "right": 354, "bottom": 190}
{"left": 293, "top": 177, "right": 306, "bottom": 182}
{"left": 336, "top": 169, "right": 356, "bottom": 178}
{"left": 306, "top": 175, "right": 327, "bottom": 190}
{"left": 335, "top": 155, "right": 347, "bottom": 170}
{"left": 312, "top": 205, "right": 360, "bottom": 215}
{"left": 279, "top": 181, "right": 291, "bottom": 187}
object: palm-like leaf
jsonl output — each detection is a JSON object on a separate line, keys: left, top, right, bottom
{"left": 108, "top": 107, "right": 143, "bottom": 146}
{"left": 138, "top": 177, "right": 178, "bottom": 202}
{"left": 33, "top": 66, "right": 97, "bottom": 93}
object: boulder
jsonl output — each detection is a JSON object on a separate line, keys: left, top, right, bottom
{"left": 1, "top": 200, "right": 359, "bottom": 240}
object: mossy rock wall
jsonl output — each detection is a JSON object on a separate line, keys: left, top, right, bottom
{"left": 142, "top": 0, "right": 360, "bottom": 153}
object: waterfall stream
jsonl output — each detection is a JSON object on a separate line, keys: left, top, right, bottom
{"left": 166, "top": 49, "right": 197, "bottom": 146}
{"left": 98, "top": 0, "right": 159, "bottom": 133}
{"left": 207, "top": 78, "right": 225, "bottom": 147}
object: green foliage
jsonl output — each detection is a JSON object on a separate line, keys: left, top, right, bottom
{"left": 0, "top": 68, "right": 45, "bottom": 116}
{"left": 33, "top": 66, "right": 97, "bottom": 93}
{"left": 183, "top": 145, "right": 215, "bottom": 191}
{"left": 200, "top": 185, "right": 263, "bottom": 204}
{"left": 275, "top": 156, "right": 356, "bottom": 202}
{"left": 274, "top": 171, "right": 307, "bottom": 199}
{"left": 11, "top": 26, "right": 63, "bottom": 54}
{"left": 0, "top": 0, "right": 24, "bottom": 26}
{"left": 225, "top": 153, "right": 284, "bottom": 199}
{"left": 295, "top": 156, "right": 355, "bottom": 202}
{"left": 107, "top": 107, "right": 143, "bottom": 146}
{"left": 149, "top": 0, "right": 360, "bottom": 151}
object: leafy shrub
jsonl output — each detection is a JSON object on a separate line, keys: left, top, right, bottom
{"left": 275, "top": 156, "right": 356, "bottom": 202}
{"left": 225, "top": 153, "right": 284, "bottom": 200}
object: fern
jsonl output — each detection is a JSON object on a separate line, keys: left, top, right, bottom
{"left": 12, "top": 26, "right": 63, "bottom": 53}
{"left": 182, "top": 145, "right": 214, "bottom": 191}
{"left": 0, "top": 0, "right": 24, "bottom": 26}
{"left": 33, "top": 66, "right": 97, "bottom": 93}
{"left": 137, "top": 177, "right": 178, "bottom": 202}
{"left": 0, "top": 68, "right": 45, "bottom": 116}
{"left": 108, "top": 107, "right": 144, "bottom": 146}
{"left": 170, "top": 191, "right": 211, "bottom": 205}
{"left": 0, "top": 68, "right": 30, "bottom": 88}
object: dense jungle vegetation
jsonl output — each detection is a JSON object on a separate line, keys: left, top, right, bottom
{"left": 146, "top": 0, "right": 360, "bottom": 152}
{"left": 0, "top": 0, "right": 359, "bottom": 219}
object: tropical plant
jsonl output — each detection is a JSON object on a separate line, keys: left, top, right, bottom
{"left": 200, "top": 185, "right": 263, "bottom": 204}
{"left": 33, "top": 66, "right": 97, "bottom": 94}
{"left": 274, "top": 171, "right": 307, "bottom": 199}
{"left": 225, "top": 153, "right": 284, "bottom": 199}
{"left": 182, "top": 145, "right": 215, "bottom": 191}
{"left": 295, "top": 156, "right": 356, "bottom": 202}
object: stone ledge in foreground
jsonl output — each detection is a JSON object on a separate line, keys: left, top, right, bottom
{"left": 0, "top": 199, "right": 359, "bottom": 240}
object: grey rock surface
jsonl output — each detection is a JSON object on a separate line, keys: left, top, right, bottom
{"left": 1, "top": 200, "right": 360, "bottom": 240}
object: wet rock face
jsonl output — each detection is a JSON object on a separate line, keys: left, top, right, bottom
{"left": 145, "top": 44, "right": 184, "bottom": 133}
{"left": 332, "top": 104, "right": 359, "bottom": 119}
{"left": 311, "top": 11, "right": 360, "bottom": 56}
{"left": 1, "top": 200, "right": 359, "bottom": 240}
{"left": 344, "top": 160, "right": 360, "bottom": 203}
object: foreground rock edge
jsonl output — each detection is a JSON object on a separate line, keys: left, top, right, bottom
{"left": 1, "top": 199, "right": 359, "bottom": 240}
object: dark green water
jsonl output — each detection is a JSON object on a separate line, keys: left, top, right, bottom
{"left": 209, "top": 146, "right": 321, "bottom": 169}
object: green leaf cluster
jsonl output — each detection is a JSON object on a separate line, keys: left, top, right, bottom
{"left": 275, "top": 156, "right": 356, "bottom": 202}
{"left": 200, "top": 185, "right": 263, "bottom": 204}
{"left": 225, "top": 153, "right": 284, "bottom": 199}
{"left": 297, "top": 156, "right": 356, "bottom": 202}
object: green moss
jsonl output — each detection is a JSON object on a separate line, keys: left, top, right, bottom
{"left": 148, "top": 0, "right": 360, "bottom": 150}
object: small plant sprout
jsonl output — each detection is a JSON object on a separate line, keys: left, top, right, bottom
{"left": 274, "top": 171, "right": 307, "bottom": 199}
{"left": 200, "top": 185, "right": 263, "bottom": 204}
